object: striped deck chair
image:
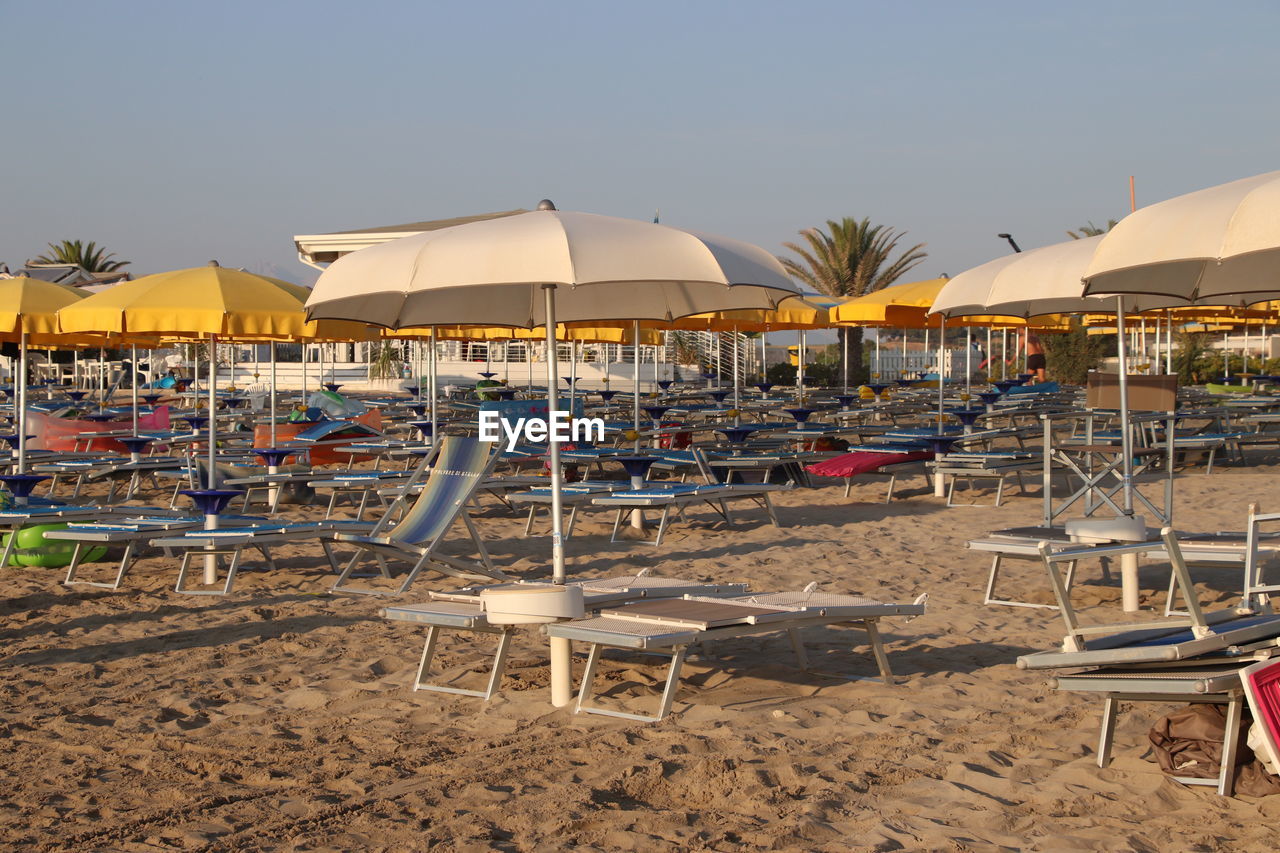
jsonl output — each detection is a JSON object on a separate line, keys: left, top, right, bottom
{"left": 330, "top": 435, "right": 507, "bottom": 596}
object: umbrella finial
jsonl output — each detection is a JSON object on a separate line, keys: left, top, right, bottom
{"left": 537, "top": 199, "right": 557, "bottom": 211}
{"left": 208, "top": 260, "right": 221, "bottom": 267}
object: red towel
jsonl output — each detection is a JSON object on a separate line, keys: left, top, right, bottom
{"left": 806, "top": 450, "right": 932, "bottom": 478}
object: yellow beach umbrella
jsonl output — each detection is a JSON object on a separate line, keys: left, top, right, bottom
{"left": 57, "top": 263, "right": 371, "bottom": 529}
{"left": 0, "top": 277, "right": 95, "bottom": 478}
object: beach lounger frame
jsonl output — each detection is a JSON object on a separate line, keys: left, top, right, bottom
{"left": 1051, "top": 665, "right": 1248, "bottom": 796}
{"left": 52, "top": 516, "right": 211, "bottom": 590}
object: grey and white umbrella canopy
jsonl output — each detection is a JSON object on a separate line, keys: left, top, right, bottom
{"left": 1083, "top": 170, "right": 1280, "bottom": 304}
{"left": 305, "top": 207, "right": 800, "bottom": 328}
{"left": 930, "top": 236, "right": 1181, "bottom": 318}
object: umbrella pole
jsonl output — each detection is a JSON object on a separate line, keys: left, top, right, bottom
{"left": 965, "top": 327, "right": 973, "bottom": 398}
{"left": 841, "top": 328, "right": 849, "bottom": 394}
{"left": 527, "top": 338, "right": 533, "bottom": 392}
{"left": 268, "top": 342, "right": 277, "bottom": 447}
{"left": 1114, "top": 299, "right": 1140, "bottom": 613}
{"left": 429, "top": 327, "right": 438, "bottom": 445}
{"left": 569, "top": 338, "right": 577, "bottom": 410}
{"left": 733, "top": 326, "right": 741, "bottom": 426}
{"left": 130, "top": 344, "right": 139, "bottom": 440}
{"left": 539, "top": 285, "right": 572, "bottom": 708}
{"left": 796, "top": 330, "right": 805, "bottom": 401}
{"left": 205, "top": 333, "right": 220, "bottom": 585}
{"left": 1166, "top": 309, "right": 1173, "bottom": 374}
{"left": 935, "top": 317, "right": 947, "bottom": 496}
{"left": 632, "top": 320, "right": 641, "bottom": 453}
{"left": 16, "top": 331, "right": 27, "bottom": 484}
{"left": 901, "top": 328, "right": 907, "bottom": 380}
{"left": 875, "top": 331, "right": 880, "bottom": 381}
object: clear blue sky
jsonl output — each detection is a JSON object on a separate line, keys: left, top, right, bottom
{"left": 4, "top": 0, "right": 1278, "bottom": 290}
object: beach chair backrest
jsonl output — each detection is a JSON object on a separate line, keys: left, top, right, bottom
{"left": 1245, "top": 508, "right": 1280, "bottom": 610}
{"left": 385, "top": 436, "right": 494, "bottom": 547}
{"left": 1039, "top": 527, "right": 1209, "bottom": 653}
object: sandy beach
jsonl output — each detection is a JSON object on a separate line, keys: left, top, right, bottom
{"left": 2, "top": 463, "right": 1279, "bottom": 852}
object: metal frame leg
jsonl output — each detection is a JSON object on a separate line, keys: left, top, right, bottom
{"left": 1097, "top": 695, "right": 1118, "bottom": 768}
{"left": 575, "top": 642, "right": 689, "bottom": 722}
{"left": 412, "top": 625, "right": 514, "bottom": 700}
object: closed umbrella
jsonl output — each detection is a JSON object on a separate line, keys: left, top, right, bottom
{"left": 306, "top": 202, "right": 799, "bottom": 707}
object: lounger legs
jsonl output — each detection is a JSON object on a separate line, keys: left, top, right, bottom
{"left": 575, "top": 642, "right": 690, "bottom": 722}
{"left": 414, "top": 625, "right": 514, "bottom": 700}
{"left": 64, "top": 540, "right": 137, "bottom": 591}
{"left": 175, "top": 548, "right": 243, "bottom": 596}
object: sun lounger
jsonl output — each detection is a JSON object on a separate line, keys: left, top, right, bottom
{"left": 381, "top": 571, "right": 749, "bottom": 701}
{"left": 589, "top": 484, "right": 741, "bottom": 545}
{"left": 149, "top": 520, "right": 371, "bottom": 595}
{"left": 508, "top": 481, "right": 629, "bottom": 538}
{"left": 330, "top": 435, "right": 507, "bottom": 596}
{"left": 1017, "top": 528, "right": 1280, "bottom": 670}
{"left": 547, "top": 586, "right": 927, "bottom": 721}
{"left": 50, "top": 513, "right": 265, "bottom": 590}
{"left": 927, "top": 451, "right": 1040, "bottom": 507}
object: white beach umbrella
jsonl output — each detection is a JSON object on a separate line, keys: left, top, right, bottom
{"left": 930, "top": 237, "right": 1191, "bottom": 532}
{"left": 930, "top": 236, "right": 1181, "bottom": 319}
{"left": 306, "top": 206, "right": 797, "bottom": 328}
{"left": 306, "top": 202, "right": 800, "bottom": 708}
{"left": 1083, "top": 170, "right": 1280, "bottom": 303}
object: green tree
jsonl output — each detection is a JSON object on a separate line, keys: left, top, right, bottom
{"left": 780, "top": 217, "right": 926, "bottom": 385}
{"left": 33, "top": 239, "right": 129, "bottom": 272}
{"left": 1066, "top": 219, "right": 1119, "bottom": 240}
{"left": 1043, "top": 318, "right": 1109, "bottom": 384}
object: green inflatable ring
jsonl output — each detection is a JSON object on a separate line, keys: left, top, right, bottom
{"left": 2, "top": 522, "right": 107, "bottom": 568}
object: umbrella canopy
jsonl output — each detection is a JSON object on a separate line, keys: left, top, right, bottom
{"left": 385, "top": 324, "right": 664, "bottom": 345}
{"left": 833, "top": 277, "right": 1063, "bottom": 329}
{"left": 304, "top": 208, "right": 799, "bottom": 328}
{"left": 0, "top": 276, "right": 89, "bottom": 334}
{"left": 1084, "top": 170, "right": 1280, "bottom": 302}
{"left": 305, "top": 203, "right": 799, "bottom": 708}
{"left": 57, "top": 263, "right": 365, "bottom": 339}
{"left": 927, "top": 237, "right": 1183, "bottom": 318}
{"left": 673, "top": 295, "right": 835, "bottom": 332}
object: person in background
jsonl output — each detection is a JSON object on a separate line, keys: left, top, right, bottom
{"left": 1012, "top": 328, "right": 1047, "bottom": 383}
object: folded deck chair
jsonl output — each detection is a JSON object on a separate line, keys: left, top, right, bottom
{"left": 330, "top": 435, "right": 508, "bottom": 596}
{"left": 1017, "top": 528, "right": 1280, "bottom": 670}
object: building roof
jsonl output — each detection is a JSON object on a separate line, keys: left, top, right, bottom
{"left": 293, "top": 209, "right": 528, "bottom": 265}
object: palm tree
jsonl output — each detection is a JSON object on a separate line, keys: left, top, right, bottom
{"left": 1066, "top": 219, "right": 1119, "bottom": 240}
{"left": 780, "top": 217, "right": 926, "bottom": 384}
{"left": 33, "top": 239, "right": 129, "bottom": 272}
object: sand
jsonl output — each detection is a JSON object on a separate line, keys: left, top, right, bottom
{"left": 3, "top": 461, "right": 1280, "bottom": 851}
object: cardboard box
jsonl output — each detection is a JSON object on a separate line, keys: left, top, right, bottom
{"left": 1086, "top": 372, "right": 1178, "bottom": 412}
